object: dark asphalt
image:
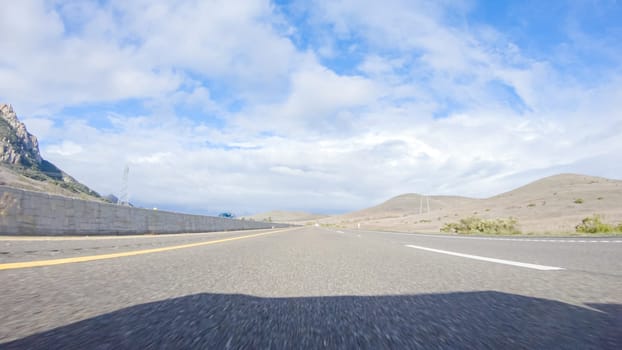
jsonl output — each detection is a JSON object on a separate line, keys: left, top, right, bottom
{"left": 1, "top": 227, "right": 621, "bottom": 349}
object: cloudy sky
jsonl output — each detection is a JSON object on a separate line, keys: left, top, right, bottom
{"left": 1, "top": 0, "right": 621, "bottom": 215}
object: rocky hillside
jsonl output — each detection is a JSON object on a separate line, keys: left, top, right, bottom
{"left": 0, "top": 104, "right": 102, "bottom": 200}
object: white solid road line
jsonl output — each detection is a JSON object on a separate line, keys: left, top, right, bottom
{"left": 405, "top": 244, "right": 564, "bottom": 271}
{"left": 375, "top": 231, "right": 622, "bottom": 243}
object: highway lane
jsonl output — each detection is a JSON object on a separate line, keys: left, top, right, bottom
{"left": 0, "top": 228, "right": 286, "bottom": 264}
{"left": 1, "top": 227, "right": 620, "bottom": 349}
{"left": 345, "top": 229, "right": 622, "bottom": 277}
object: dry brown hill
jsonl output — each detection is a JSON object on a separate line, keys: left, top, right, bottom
{"left": 334, "top": 193, "right": 478, "bottom": 221}
{"left": 242, "top": 210, "right": 330, "bottom": 224}
{"left": 320, "top": 174, "right": 622, "bottom": 234}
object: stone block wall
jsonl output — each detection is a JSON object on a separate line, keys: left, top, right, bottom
{"left": 0, "top": 186, "right": 287, "bottom": 235}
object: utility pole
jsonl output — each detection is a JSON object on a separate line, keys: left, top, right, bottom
{"left": 426, "top": 196, "right": 430, "bottom": 213}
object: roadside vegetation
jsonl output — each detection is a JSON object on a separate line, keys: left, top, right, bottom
{"left": 441, "top": 217, "right": 521, "bottom": 235}
{"left": 575, "top": 215, "right": 622, "bottom": 233}
{"left": 13, "top": 161, "right": 102, "bottom": 198}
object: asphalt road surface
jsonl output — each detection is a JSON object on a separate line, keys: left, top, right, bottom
{"left": 1, "top": 227, "right": 621, "bottom": 349}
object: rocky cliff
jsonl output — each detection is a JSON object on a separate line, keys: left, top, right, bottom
{"left": 0, "top": 104, "right": 42, "bottom": 166}
{"left": 0, "top": 104, "right": 102, "bottom": 199}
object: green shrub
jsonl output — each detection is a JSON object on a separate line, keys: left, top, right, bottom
{"left": 441, "top": 217, "right": 521, "bottom": 235}
{"left": 527, "top": 203, "right": 536, "bottom": 207}
{"left": 574, "top": 198, "right": 584, "bottom": 204}
{"left": 21, "top": 169, "right": 49, "bottom": 181}
{"left": 575, "top": 215, "right": 622, "bottom": 233}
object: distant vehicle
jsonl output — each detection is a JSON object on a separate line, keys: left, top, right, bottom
{"left": 218, "top": 212, "right": 235, "bottom": 218}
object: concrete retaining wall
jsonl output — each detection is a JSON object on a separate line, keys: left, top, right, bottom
{"left": 0, "top": 186, "right": 288, "bottom": 235}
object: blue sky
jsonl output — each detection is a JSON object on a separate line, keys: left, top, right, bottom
{"left": 1, "top": 0, "right": 621, "bottom": 215}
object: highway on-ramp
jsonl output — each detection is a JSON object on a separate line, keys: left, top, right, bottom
{"left": 1, "top": 227, "right": 621, "bottom": 349}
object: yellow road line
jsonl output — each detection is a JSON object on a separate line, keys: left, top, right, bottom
{"left": 0, "top": 227, "right": 297, "bottom": 271}
{"left": 0, "top": 228, "right": 281, "bottom": 241}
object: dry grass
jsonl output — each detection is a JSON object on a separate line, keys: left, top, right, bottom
{"left": 319, "top": 174, "right": 622, "bottom": 235}
{"left": 0, "top": 166, "right": 106, "bottom": 202}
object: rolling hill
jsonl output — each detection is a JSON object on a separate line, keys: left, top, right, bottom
{"left": 320, "top": 174, "right": 622, "bottom": 234}
{"left": 241, "top": 210, "right": 330, "bottom": 224}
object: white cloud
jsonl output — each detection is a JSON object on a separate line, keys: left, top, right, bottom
{"left": 0, "top": 0, "right": 301, "bottom": 114}
{"left": 47, "top": 141, "right": 83, "bottom": 157}
{"left": 133, "top": 152, "right": 173, "bottom": 165}
{"left": 2, "top": 0, "right": 621, "bottom": 214}
{"left": 0, "top": 1, "right": 181, "bottom": 115}
{"left": 20, "top": 117, "right": 55, "bottom": 140}
{"left": 111, "top": 0, "right": 301, "bottom": 102}
{"left": 37, "top": 98, "right": 622, "bottom": 215}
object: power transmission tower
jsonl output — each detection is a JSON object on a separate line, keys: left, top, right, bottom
{"left": 120, "top": 165, "right": 130, "bottom": 206}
